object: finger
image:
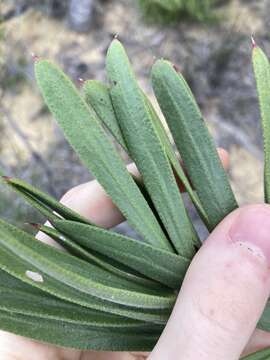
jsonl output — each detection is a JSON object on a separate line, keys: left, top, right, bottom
{"left": 217, "top": 147, "right": 229, "bottom": 169}
{"left": 149, "top": 204, "right": 270, "bottom": 360}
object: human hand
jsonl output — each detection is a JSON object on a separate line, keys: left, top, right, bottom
{"left": 1, "top": 149, "right": 270, "bottom": 360}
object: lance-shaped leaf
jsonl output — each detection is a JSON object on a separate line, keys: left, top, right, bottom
{"left": 0, "top": 310, "right": 161, "bottom": 351}
{"left": 151, "top": 60, "right": 237, "bottom": 229}
{"left": 82, "top": 80, "right": 174, "bottom": 220}
{"left": 0, "top": 219, "right": 175, "bottom": 309}
{"left": 0, "top": 287, "right": 146, "bottom": 328}
{"left": 252, "top": 44, "right": 270, "bottom": 203}
{"left": 106, "top": 39, "right": 195, "bottom": 258}
{"left": 0, "top": 243, "right": 169, "bottom": 324}
{"left": 83, "top": 81, "right": 197, "bottom": 239}
{"left": 51, "top": 219, "right": 190, "bottom": 289}
{"left": 3, "top": 175, "right": 160, "bottom": 242}
{"left": 140, "top": 93, "right": 201, "bottom": 248}
{"left": 242, "top": 347, "right": 270, "bottom": 359}
{"left": 1, "top": 176, "right": 91, "bottom": 224}
{"left": 0, "top": 269, "right": 153, "bottom": 328}
{"left": 38, "top": 225, "right": 162, "bottom": 289}
{"left": 144, "top": 94, "right": 204, "bottom": 247}
{"left": 82, "top": 80, "right": 164, "bottom": 222}
{"left": 34, "top": 58, "right": 170, "bottom": 251}
{"left": 83, "top": 80, "right": 127, "bottom": 150}
{"left": 145, "top": 95, "right": 208, "bottom": 229}
{"left": 83, "top": 79, "right": 203, "bottom": 238}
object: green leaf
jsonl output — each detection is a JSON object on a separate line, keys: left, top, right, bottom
{"left": 82, "top": 80, "right": 165, "bottom": 216}
{"left": 0, "top": 269, "right": 152, "bottom": 329}
{"left": 151, "top": 59, "right": 238, "bottom": 229}
{"left": 145, "top": 94, "right": 208, "bottom": 229}
{"left": 241, "top": 347, "right": 270, "bottom": 359}
{"left": 1, "top": 179, "right": 59, "bottom": 222}
{"left": 83, "top": 80, "right": 127, "bottom": 150}
{"left": 51, "top": 219, "right": 190, "bottom": 289}
{"left": 0, "top": 310, "right": 160, "bottom": 351}
{"left": 38, "top": 224, "right": 162, "bottom": 289}
{"left": 144, "top": 94, "right": 203, "bottom": 248}
{"left": 35, "top": 59, "right": 170, "bottom": 251}
{"left": 0, "top": 243, "right": 169, "bottom": 324}
{"left": 252, "top": 45, "right": 270, "bottom": 203}
{"left": 4, "top": 176, "right": 161, "bottom": 252}
{"left": 2, "top": 176, "right": 91, "bottom": 224}
{"left": 106, "top": 39, "right": 196, "bottom": 258}
{"left": 83, "top": 79, "right": 201, "bottom": 243}
{"left": 82, "top": 80, "right": 176, "bottom": 228}
{"left": 0, "top": 219, "right": 175, "bottom": 309}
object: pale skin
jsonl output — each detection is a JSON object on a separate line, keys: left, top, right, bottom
{"left": 2, "top": 149, "right": 270, "bottom": 359}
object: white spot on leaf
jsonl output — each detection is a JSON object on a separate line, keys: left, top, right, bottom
{"left": 25, "top": 270, "right": 44, "bottom": 283}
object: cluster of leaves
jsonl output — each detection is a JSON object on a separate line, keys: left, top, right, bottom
{"left": 138, "top": 0, "right": 218, "bottom": 24}
{"left": 0, "top": 38, "right": 269, "bottom": 358}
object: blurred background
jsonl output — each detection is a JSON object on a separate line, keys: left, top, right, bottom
{"left": 0, "top": 0, "right": 267, "bottom": 237}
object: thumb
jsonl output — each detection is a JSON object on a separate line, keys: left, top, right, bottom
{"left": 149, "top": 204, "right": 270, "bottom": 360}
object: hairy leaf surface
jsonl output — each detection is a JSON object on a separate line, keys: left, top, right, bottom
{"left": 106, "top": 39, "right": 195, "bottom": 257}
{"left": 0, "top": 219, "right": 175, "bottom": 309}
{"left": 151, "top": 60, "right": 237, "bottom": 229}
{"left": 39, "top": 225, "right": 161, "bottom": 289}
{"left": 51, "top": 219, "right": 190, "bottom": 289}
{"left": 0, "top": 269, "right": 152, "bottom": 328}
{"left": 35, "top": 59, "right": 170, "bottom": 251}
{"left": 83, "top": 80, "right": 127, "bottom": 150}
{"left": 0, "top": 310, "right": 160, "bottom": 350}
{"left": 252, "top": 45, "right": 270, "bottom": 203}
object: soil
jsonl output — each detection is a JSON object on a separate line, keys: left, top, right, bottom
{"left": 0, "top": 0, "right": 268, "bottom": 237}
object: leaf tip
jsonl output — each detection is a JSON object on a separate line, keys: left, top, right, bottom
{"left": 27, "top": 223, "right": 42, "bottom": 230}
{"left": 173, "top": 63, "right": 180, "bottom": 73}
{"left": 1, "top": 175, "right": 12, "bottom": 183}
{"left": 251, "top": 35, "right": 257, "bottom": 49}
{"left": 77, "top": 77, "right": 85, "bottom": 86}
{"left": 31, "top": 52, "right": 41, "bottom": 63}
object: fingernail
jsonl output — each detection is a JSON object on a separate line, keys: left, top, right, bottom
{"left": 229, "top": 206, "right": 270, "bottom": 265}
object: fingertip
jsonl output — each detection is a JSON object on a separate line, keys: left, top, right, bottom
{"left": 150, "top": 204, "right": 270, "bottom": 360}
{"left": 229, "top": 205, "right": 270, "bottom": 265}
